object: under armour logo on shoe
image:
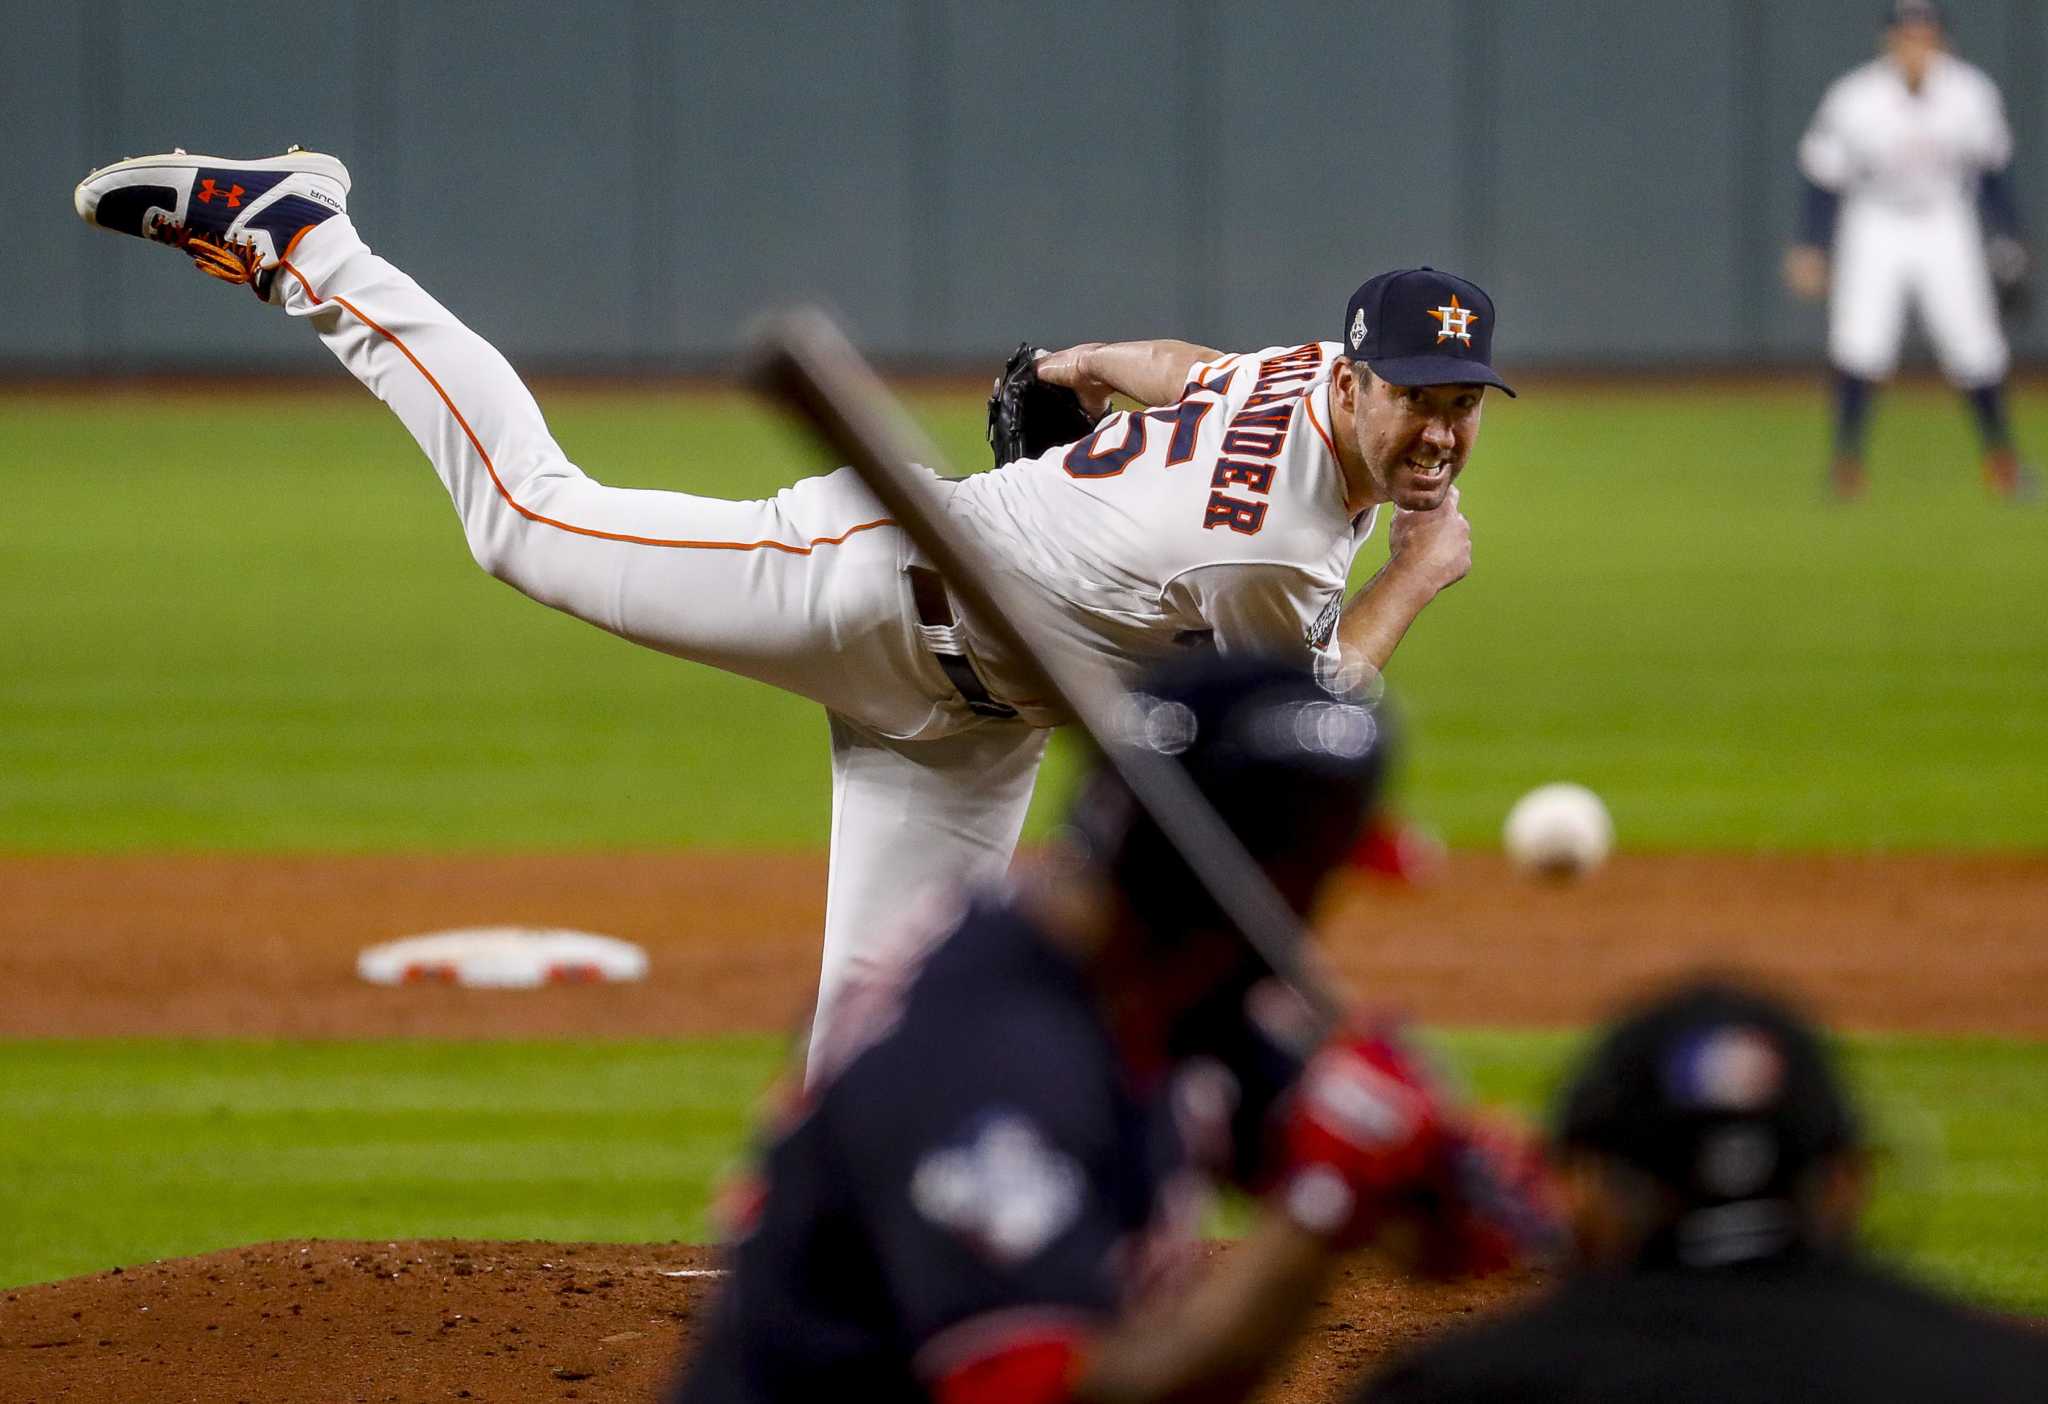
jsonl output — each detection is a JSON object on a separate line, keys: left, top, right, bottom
{"left": 195, "top": 179, "right": 244, "bottom": 208}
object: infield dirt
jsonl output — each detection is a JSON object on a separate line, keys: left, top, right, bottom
{"left": 2, "top": 849, "right": 2043, "bottom": 1401}
{"left": 2, "top": 850, "right": 2042, "bottom": 1039}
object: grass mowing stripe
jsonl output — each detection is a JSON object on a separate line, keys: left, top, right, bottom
{"left": 3, "top": 1032, "right": 2044, "bottom": 1309}
{"left": 0, "top": 1038, "right": 782, "bottom": 1292}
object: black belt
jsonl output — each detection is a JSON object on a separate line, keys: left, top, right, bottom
{"left": 907, "top": 566, "right": 1018, "bottom": 719}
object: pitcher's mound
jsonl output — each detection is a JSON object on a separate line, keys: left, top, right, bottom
{"left": 0, "top": 1239, "right": 1534, "bottom": 1402}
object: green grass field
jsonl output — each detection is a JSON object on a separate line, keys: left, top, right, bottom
{"left": 2, "top": 384, "right": 2043, "bottom": 1307}
{"left": 5, "top": 1033, "right": 2044, "bottom": 1308}
{"left": 3, "top": 384, "right": 2045, "bottom": 850}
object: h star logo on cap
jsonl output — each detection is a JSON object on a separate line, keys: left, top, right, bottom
{"left": 1427, "top": 294, "right": 1477, "bottom": 345}
{"left": 1349, "top": 307, "right": 1367, "bottom": 349}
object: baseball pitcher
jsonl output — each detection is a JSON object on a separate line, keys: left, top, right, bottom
{"left": 73, "top": 148, "right": 1508, "bottom": 1057}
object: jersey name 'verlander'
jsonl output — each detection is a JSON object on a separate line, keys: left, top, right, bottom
{"left": 946, "top": 341, "right": 1376, "bottom": 722}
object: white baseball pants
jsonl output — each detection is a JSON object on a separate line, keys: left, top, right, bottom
{"left": 1830, "top": 200, "right": 2009, "bottom": 386}
{"left": 274, "top": 217, "right": 1046, "bottom": 1052}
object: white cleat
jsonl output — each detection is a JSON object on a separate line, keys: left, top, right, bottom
{"left": 75, "top": 146, "right": 350, "bottom": 299}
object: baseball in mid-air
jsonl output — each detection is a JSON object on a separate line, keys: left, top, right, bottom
{"left": 1503, "top": 783, "right": 1613, "bottom": 879}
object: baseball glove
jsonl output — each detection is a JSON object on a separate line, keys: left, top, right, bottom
{"left": 986, "top": 342, "right": 1104, "bottom": 467}
{"left": 1990, "top": 236, "right": 2033, "bottom": 318}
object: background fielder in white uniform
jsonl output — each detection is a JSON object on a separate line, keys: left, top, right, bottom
{"left": 74, "top": 151, "right": 1509, "bottom": 1062}
{"left": 1784, "top": 0, "right": 2032, "bottom": 500}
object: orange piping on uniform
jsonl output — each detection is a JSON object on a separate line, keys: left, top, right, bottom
{"left": 1303, "top": 390, "right": 1340, "bottom": 461}
{"left": 276, "top": 259, "right": 895, "bottom": 556}
{"left": 1180, "top": 354, "right": 1241, "bottom": 401}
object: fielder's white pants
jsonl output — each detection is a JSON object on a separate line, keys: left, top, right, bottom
{"left": 274, "top": 217, "right": 1046, "bottom": 1057}
{"left": 1830, "top": 200, "right": 2008, "bottom": 386}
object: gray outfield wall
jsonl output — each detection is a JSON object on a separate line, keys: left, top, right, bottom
{"left": 8, "top": 0, "right": 2047, "bottom": 372}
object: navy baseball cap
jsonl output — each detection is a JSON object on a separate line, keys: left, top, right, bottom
{"left": 1342, "top": 267, "right": 1514, "bottom": 397}
{"left": 1885, "top": 0, "right": 1942, "bottom": 28}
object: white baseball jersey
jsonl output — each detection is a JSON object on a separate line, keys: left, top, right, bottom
{"left": 1798, "top": 52, "right": 2010, "bottom": 213}
{"left": 946, "top": 342, "right": 1377, "bottom": 725}
{"left": 255, "top": 213, "right": 1380, "bottom": 1069}
{"left": 1798, "top": 52, "right": 2013, "bottom": 383}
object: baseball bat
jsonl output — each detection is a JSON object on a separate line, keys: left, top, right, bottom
{"left": 746, "top": 307, "right": 1345, "bottom": 1031}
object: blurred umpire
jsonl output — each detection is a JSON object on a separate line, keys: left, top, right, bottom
{"left": 1357, "top": 980, "right": 2048, "bottom": 1403}
{"left": 671, "top": 654, "right": 1542, "bottom": 1404}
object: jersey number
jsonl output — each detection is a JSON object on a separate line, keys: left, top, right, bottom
{"left": 1062, "top": 401, "right": 1213, "bottom": 478}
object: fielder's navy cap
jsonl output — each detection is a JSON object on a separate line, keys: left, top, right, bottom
{"left": 1343, "top": 267, "right": 1515, "bottom": 397}
{"left": 1885, "top": 0, "right": 1943, "bottom": 28}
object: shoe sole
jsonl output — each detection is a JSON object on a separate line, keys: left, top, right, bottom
{"left": 75, "top": 150, "right": 351, "bottom": 224}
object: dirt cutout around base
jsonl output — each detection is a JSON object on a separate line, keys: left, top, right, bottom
{"left": 0, "top": 1239, "right": 1530, "bottom": 1404}
{"left": 1, "top": 850, "right": 2042, "bottom": 1039}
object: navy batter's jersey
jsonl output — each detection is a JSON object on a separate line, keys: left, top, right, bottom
{"left": 672, "top": 898, "right": 1194, "bottom": 1404}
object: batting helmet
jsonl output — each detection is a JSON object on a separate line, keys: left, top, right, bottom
{"left": 1067, "top": 651, "right": 1394, "bottom": 953}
